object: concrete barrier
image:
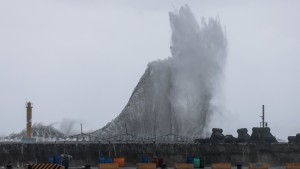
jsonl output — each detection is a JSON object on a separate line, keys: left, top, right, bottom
{"left": 98, "top": 164, "right": 118, "bottom": 169}
{"left": 248, "top": 163, "right": 269, "bottom": 169}
{"left": 211, "top": 163, "right": 231, "bottom": 169}
{"left": 174, "top": 163, "right": 194, "bottom": 169}
{"left": 4, "top": 143, "right": 300, "bottom": 166}
{"left": 286, "top": 163, "right": 300, "bottom": 169}
{"left": 136, "top": 163, "right": 157, "bottom": 169}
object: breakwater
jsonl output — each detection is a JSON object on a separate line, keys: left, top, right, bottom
{"left": 1, "top": 142, "right": 300, "bottom": 166}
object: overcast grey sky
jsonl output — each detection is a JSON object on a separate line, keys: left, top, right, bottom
{"left": 0, "top": 0, "right": 299, "bottom": 140}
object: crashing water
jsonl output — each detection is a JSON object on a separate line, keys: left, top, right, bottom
{"left": 91, "top": 5, "right": 227, "bottom": 139}
{"left": 2, "top": 123, "right": 66, "bottom": 142}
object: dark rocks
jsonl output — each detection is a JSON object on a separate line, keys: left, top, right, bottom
{"left": 249, "top": 127, "right": 278, "bottom": 143}
{"left": 236, "top": 128, "right": 250, "bottom": 143}
{"left": 194, "top": 127, "right": 283, "bottom": 144}
{"left": 195, "top": 128, "right": 226, "bottom": 144}
{"left": 224, "top": 135, "right": 235, "bottom": 143}
{"left": 288, "top": 133, "right": 300, "bottom": 143}
{"left": 288, "top": 136, "right": 296, "bottom": 143}
{"left": 194, "top": 138, "right": 210, "bottom": 144}
{"left": 210, "top": 128, "right": 225, "bottom": 143}
{"left": 212, "top": 128, "right": 223, "bottom": 133}
{"left": 296, "top": 134, "right": 300, "bottom": 143}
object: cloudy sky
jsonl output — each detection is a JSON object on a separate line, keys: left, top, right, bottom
{"left": 0, "top": 0, "right": 299, "bottom": 140}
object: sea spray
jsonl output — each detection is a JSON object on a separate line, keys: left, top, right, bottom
{"left": 91, "top": 5, "right": 227, "bottom": 139}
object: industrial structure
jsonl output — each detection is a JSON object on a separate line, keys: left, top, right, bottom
{"left": 20, "top": 101, "right": 36, "bottom": 143}
{"left": 26, "top": 101, "right": 33, "bottom": 138}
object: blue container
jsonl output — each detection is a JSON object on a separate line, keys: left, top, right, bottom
{"left": 98, "top": 157, "right": 106, "bottom": 164}
{"left": 54, "top": 155, "right": 62, "bottom": 165}
{"left": 98, "top": 157, "right": 112, "bottom": 164}
{"left": 186, "top": 156, "right": 194, "bottom": 164}
{"left": 105, "top": 157, "right": 113, "bottom": 163}
{"left": 48, "top": 156, "right": 54, "bottom": 164}
{"left": 141, "top": 157, "right": 149, "bottom": 163}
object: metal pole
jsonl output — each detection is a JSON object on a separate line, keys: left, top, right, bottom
{"left": 81, "top": 123, "right": 83, "bottom": 139}
{"left": 262, "top": 105, "right": 265, "bottom": 128}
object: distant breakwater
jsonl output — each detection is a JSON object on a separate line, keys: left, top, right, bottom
{"left": 0, "top": 142, "right": 300, "bottom": 166}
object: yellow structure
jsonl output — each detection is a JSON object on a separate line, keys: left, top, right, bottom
{"left": 211, "top": 163, "right": 231, "bottom": 169}
{"left": 286, "top": 164, "right": 300, "bottom": 169}
{"left": 174, "top": 163, "right": 194, "bottom": 169}
{"left": 98, "top": 164, "right": 118, "bottom": 169}
{"left": 137, "top": 163, "right": 157, "bottom": 169}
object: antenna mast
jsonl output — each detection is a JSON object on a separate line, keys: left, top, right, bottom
{"left": 260, "top": 105, "right": 268, "bottom": 128}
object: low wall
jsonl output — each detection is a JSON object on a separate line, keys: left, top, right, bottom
{"left": 0, "top": 142, "right": 300, "bottom": 167}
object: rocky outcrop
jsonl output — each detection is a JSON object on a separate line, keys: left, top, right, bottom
{"left": 288, "top": 136, "right": 296, "bottom": 143}
{"left": 249, "top": 127, "right": 277, "bottom": 143}
{"left": 224, "top": 135, "right": 235, "bottom": 143}
{"left": 288, "top": 133, "right": 300, "bottom": 143}
{"left": 210, "top": 128, "right": 225, "bottom": 143}
{"left": 236, "top": 128, "right": 250, "bottom": 143}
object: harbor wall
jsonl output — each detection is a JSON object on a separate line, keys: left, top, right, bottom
{"left": 0, "top": 143, "right": 300, "bottom": 167}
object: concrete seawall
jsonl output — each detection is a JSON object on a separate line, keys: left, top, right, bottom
{"left": 1, "top": 142, "right": 300, "bottom": 166}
